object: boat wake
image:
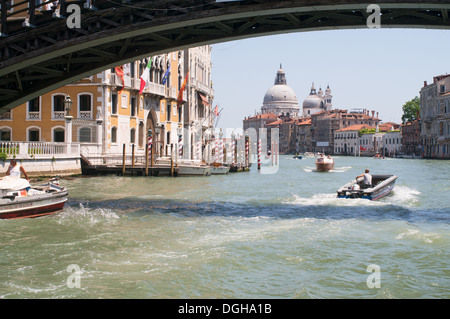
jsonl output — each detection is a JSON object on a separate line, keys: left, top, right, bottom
{"left": 303, "top": 166, "right": 352, "bottom": 173}
{"left": 55, "top": 202, "right": 121, "bottom": 225}
{"left": 287, "top": 184, "right": 421, "bottom": 209}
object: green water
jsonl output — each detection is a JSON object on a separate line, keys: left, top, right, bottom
{"left": 1, "top": 156, "right": 449, "bottom": 298}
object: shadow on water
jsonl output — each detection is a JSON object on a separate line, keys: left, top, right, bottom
{"left": 65, "top": 195, "right": 445, "bottom": 224}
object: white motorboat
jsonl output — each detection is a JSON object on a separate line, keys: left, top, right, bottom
{"left": 154, "top": 157, "right": 211, "bottom": 176}
{"left": 210, "top": 163, "right": 230, "bottom": 175}
{"left": 0, "top": 177, "right": 68, "bottom": 219}
{"left": 315, "top": 155, "right": 334, "bottom": 171}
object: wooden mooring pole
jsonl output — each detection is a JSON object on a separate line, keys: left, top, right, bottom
{"left": 122, "top": 143, "right": 126, "bottom": 175}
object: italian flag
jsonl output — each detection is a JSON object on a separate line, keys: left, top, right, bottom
{"left": 139, "top": 57, "right": 153, "bottom": 95}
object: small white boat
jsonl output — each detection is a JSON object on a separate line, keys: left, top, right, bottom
{"left": 315, "top": 155, "right": 334, "bottom": 171}
{"left": 0, "top": 177, "right": 68, "bottom": 219}
{"left": 210, "top": 163, "right": 230, "bottom": 175}
{"left": 154, "top": 157, "right": 211, "bottom": 176}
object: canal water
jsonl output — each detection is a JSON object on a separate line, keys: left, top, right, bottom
{"left": 0, "top": 156, "right": 449, "bottom": 299}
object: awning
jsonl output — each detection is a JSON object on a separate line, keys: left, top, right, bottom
{"left": 198, "top": 93, "right": 209, "bottom": 106}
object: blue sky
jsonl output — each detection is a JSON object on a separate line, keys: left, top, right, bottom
{"left": 211, "top": 28, "right": 450, "bottom": 131}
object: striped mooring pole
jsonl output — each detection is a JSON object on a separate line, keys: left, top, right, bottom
{"left": 258, "top": 138, "right": 261, "bottom": 170}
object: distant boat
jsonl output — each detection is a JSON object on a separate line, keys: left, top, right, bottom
{"left": 337, "top": 174, "right": 397, "bottom": 200}
{"left": 304, "top": 152, "right": 315, "bottom": 157}
{"left": 154, "top": 157, "right": 211, "bottom": 176}
{"left": 210, "top": 162, "right": 230, "bottom": 175}
{"left": 0, "top": 178, "right": 68, "bottom": 219}
{"left": 293, "top": 154, "right": 302, "bottom": 159}
{"left": 315, "top": 155, "right": 334, "bottom": 171}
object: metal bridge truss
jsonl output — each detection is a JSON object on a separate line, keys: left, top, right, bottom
{"left": 0, "top": 0, "right": 449, "bottom": 112}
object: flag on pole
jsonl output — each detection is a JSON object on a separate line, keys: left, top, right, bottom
{"left": 177, "top": 71, "right": 189, "bottom": 108}
{"left": 115, "top": 65, "right": 124, "bottom": 94}
{"left": 139, "top": 57, "right": 153, "bottom": 95}
{"left": 213, "top": 105, "right": 219, "bottom": 117}
{"left": 161, "top": 62, "right": 171, "bottom": 85}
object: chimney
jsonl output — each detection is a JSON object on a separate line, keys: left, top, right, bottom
{"left": 424, "top": 81, "right": 427, "bottom": 87}
{"left": 372, "top": 110, "right": 375, "bottom": 118}
{"left": 376, "top": 112, "right": 379, "bottom": 119}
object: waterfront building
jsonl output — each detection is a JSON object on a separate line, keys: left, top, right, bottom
{"left": 401, "top": 120, "right": 421, "bottom": 156}
{"left": 382, "top": 131, "right": 402, "bottom": 157}
{"left": 294, "top": 118, "right": 312, "bottom": 153}
{"left": 310, "top": 109, "right": 381, "bottom": 154}
{"left": 183, "top": 46, "right": 215, "bottom": 161}
{"left": 0, "top": 50, "right": 191, "bottom": 166}
{"left": 334, "top": 124, "right": 373, "bottom": 155}
{"left": 420, "top": 74, "right": 450, "bottom": 158}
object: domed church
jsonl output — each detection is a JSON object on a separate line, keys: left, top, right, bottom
{"left": 261, "top": 65, "right": 300, "bottom": 117}
{"left": 302, "top": 83, "right": 333, "bottom": 117}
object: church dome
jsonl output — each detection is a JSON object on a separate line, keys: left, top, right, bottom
{"left": 261, "top": 65, "right": 299, "bottom": 115}
{"left": 263, "top": 85, "right": 298, "bottom": 105}
{"left": 302, "top": 83, "right": 323, "bottom": 109}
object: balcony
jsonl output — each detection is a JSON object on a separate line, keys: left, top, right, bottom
{"left": 52, "top": 111, "right": 65, "bottom": 120}
{"left": 27, "top": 112, "right": 40, "bottom": 120}
{"left": 145, "top": 83, "right": 165, "bottom": 97}
{"left": 131, "top": 78, "right": 141, "bottom": 91}
{"left": 79, "top": 111, "right": 92, "bottom": 119}
{"left": 166, "top": 87, "right": 177, "bottom": 100}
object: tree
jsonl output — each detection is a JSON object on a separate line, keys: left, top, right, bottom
{"left": 401, "top": 96, "right": 420, "bottom": 124}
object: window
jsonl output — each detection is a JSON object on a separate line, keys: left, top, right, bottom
{"left": 131, "top": 96, "right": 137, "bottom": 117}
{"left": 28, "top": 128, "right": 40, "bottom": 141}
{"left": 79, "top": 127, "right": 91, "bottom": 143}
{"left": 0, "top": 128, "right": 11, "bottom": 141}
{"left": 167, "top": 101, "right": 171, "bottom": 119}
{"left": 53, "top": 128, "right": 65, "bottom": 142}
{"left": 111, "top": 127, "right": 117, "bottom": 143}
{"left": 28, "top": 97, "right": 40, "bottom": 119}
{"left": 130, "top": 128, "right": 136, "bottom": 144}
{"left": 79, "top": 94, "right": 92, "bottom": 119}
{"left": 53, "top": 95, "right": 66, "bottom": 119}
{"left": 111, "top": 93, "right": 118, "bottom": 115}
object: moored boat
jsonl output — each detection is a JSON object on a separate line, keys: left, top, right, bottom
{"left": 0, "top": 177, "right": 68, "bottom": 219}
{"left": 315, "top": 155, "right": 334, "bottom": 171}
{"left": 154, "top": 157, "right": 211, "bottom": 176}
{"left": 210, "top": 162, "right": 230, "bottom": 175}
{"left": 337, "top": 174, "right": 397, "bottom": 200}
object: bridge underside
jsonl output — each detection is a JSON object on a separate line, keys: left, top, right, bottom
{"left": 0, "top": 0, "right": 449, "bottom": 112}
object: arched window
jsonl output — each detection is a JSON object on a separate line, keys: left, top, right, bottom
{"left": 52, "top": 94, "right": 66, "bottom": 119}
{"left": 53, "top": 127, "right": 65, "bottom": 142}
{"left": 130, "top": 128, "right": 136, "bottom": 144}
{"left": 27, "top": 97, "right": 40, "bottom": 120}
{"left": 111, "top": 127, "right": 117, "bottom": 143}
{"left": 27, "top": 127, "right": 40, "bottom": 141}
{"left": 79, "top": 127, "right": 91, "bottom": 143}
{"left": 0, "top": 127, "right": 11, "bottom": 141}
{"left": 78, "top": 94, "right": 92, "bottom": 119}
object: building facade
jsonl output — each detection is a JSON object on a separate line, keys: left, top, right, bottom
{"left": 0, "top": 49, "right": 200, "bottom": 165}
{"left": 420, "top": 74, "right": 450, "bottom": 158}
{"left": 183, "top": 45, "right": 215, "bottom": 161}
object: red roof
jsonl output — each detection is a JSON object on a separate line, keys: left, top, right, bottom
{"left": 336, "top": 124, "right": 374, "bottom": 132}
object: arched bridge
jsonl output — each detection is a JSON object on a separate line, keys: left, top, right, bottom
{"left": 0, "top": 0, "right": 449, "bottom": 113}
